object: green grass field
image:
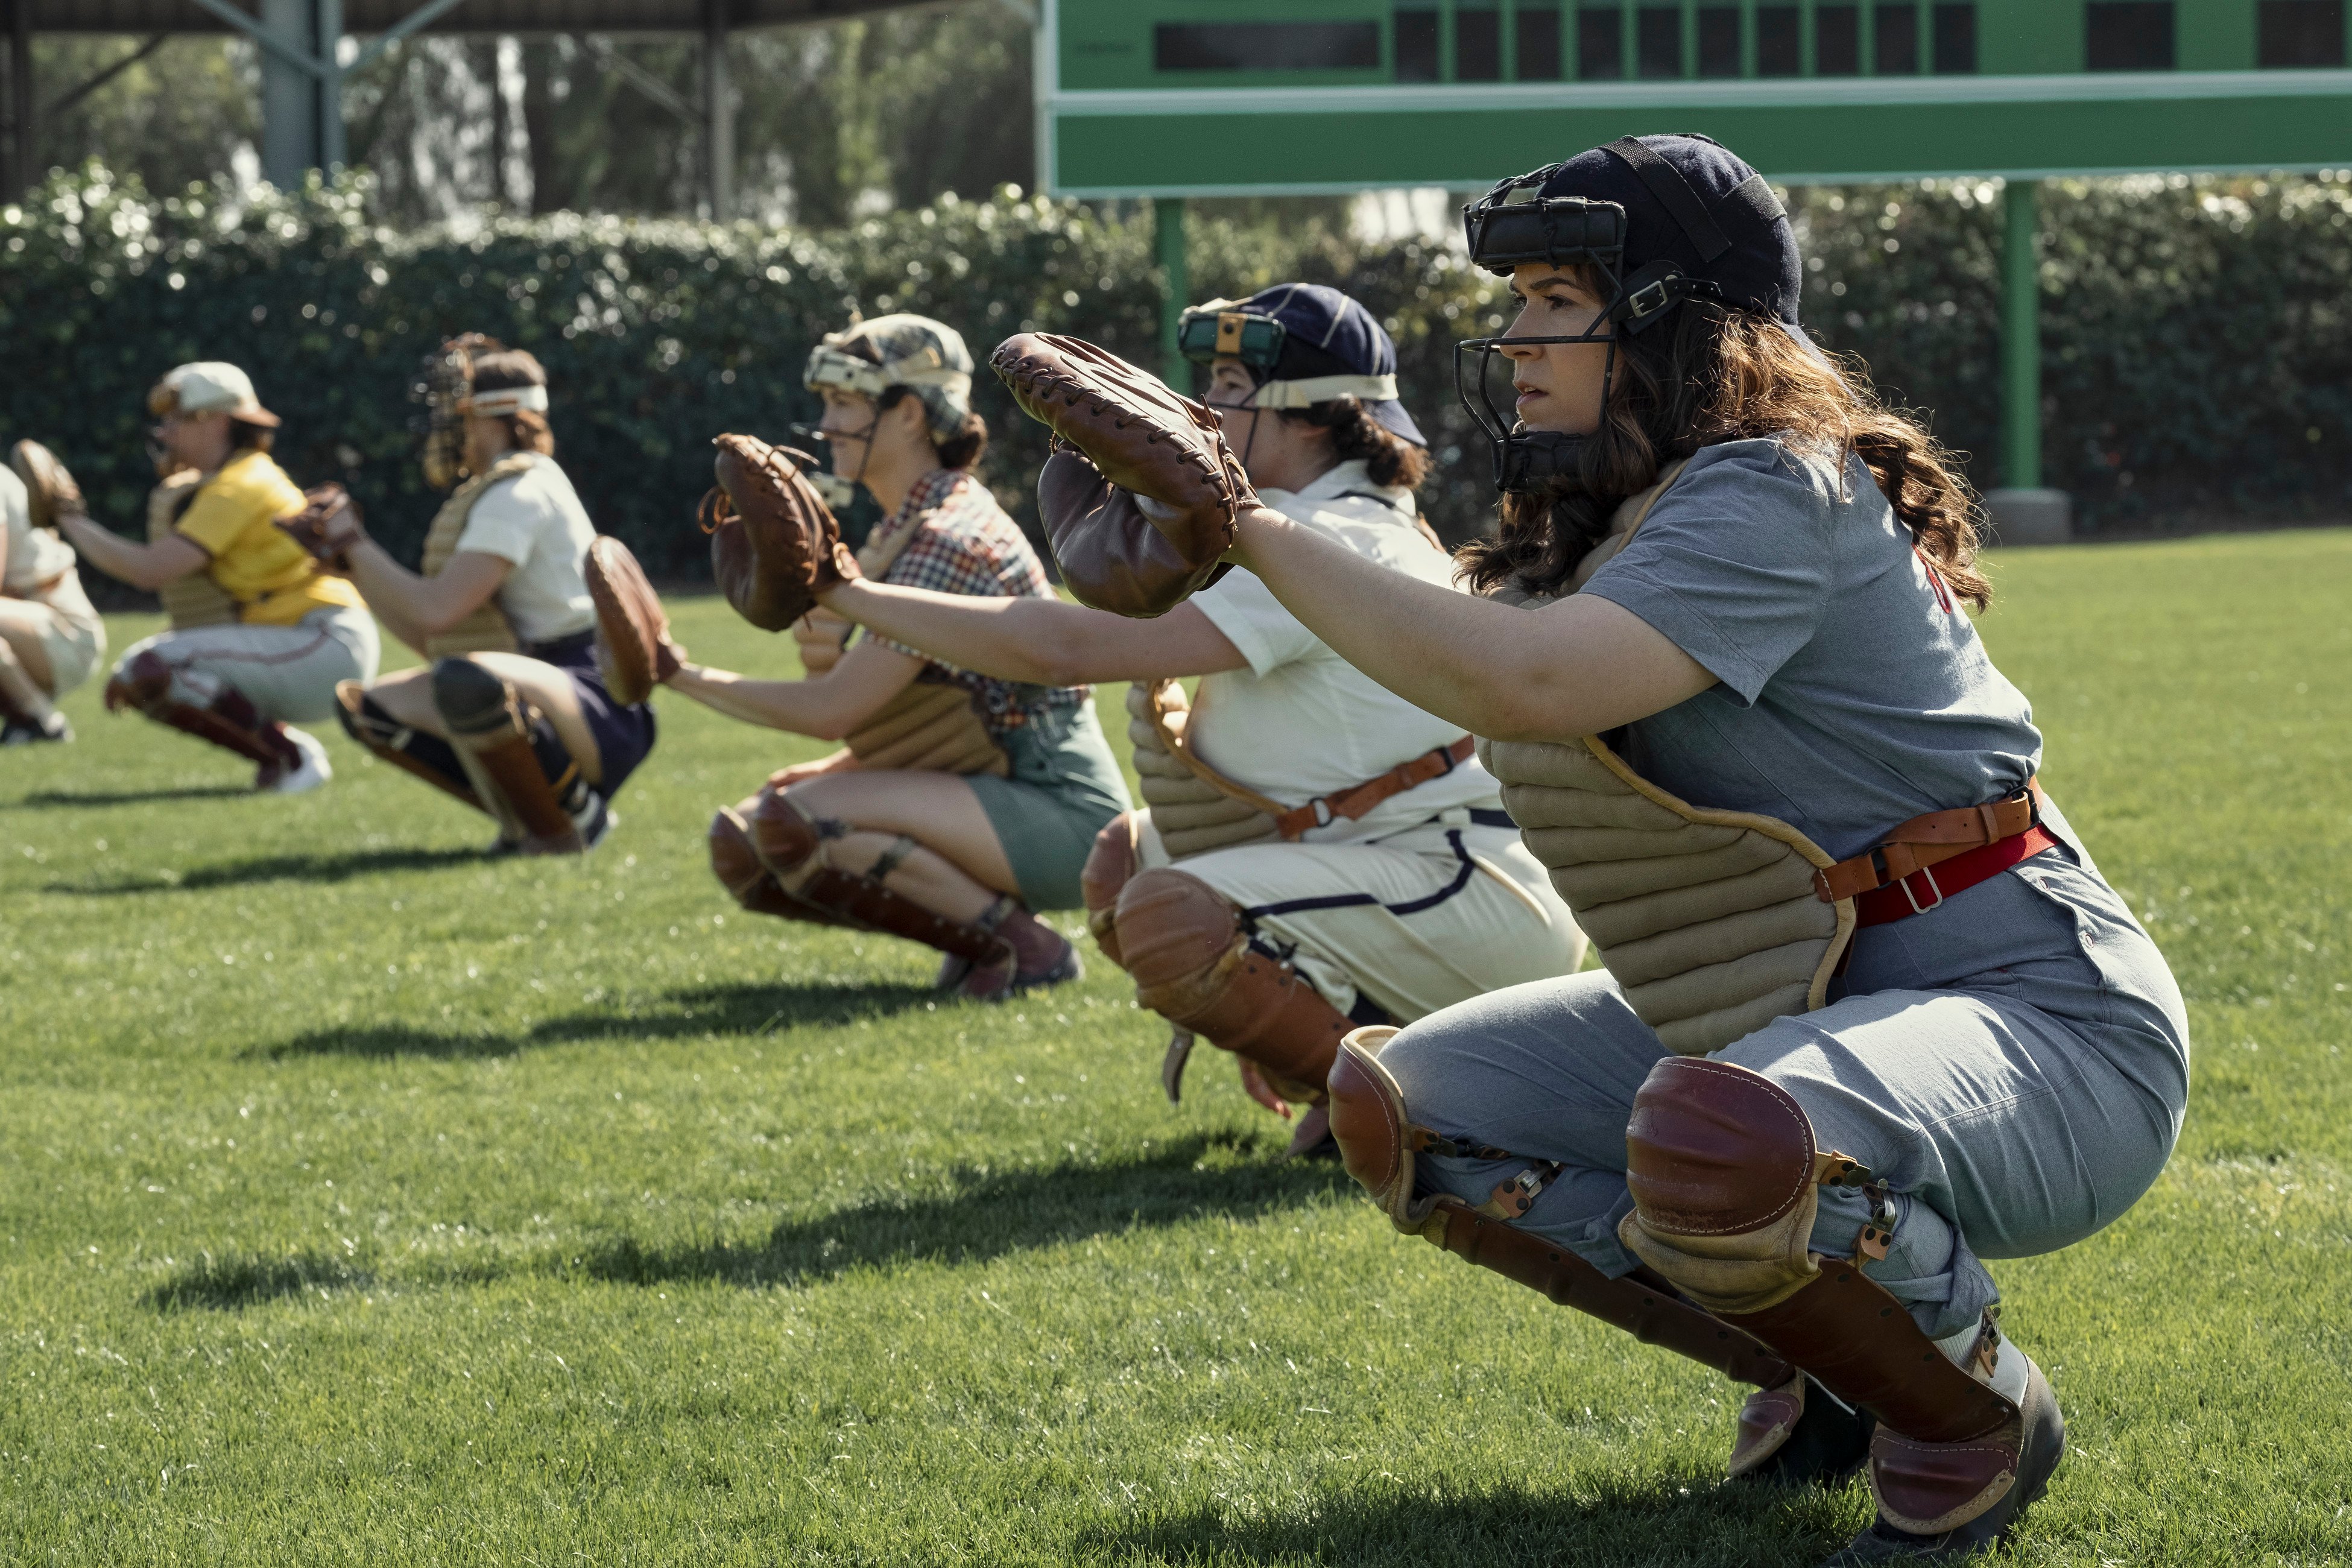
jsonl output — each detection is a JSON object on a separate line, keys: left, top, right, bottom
{"left": 2, "top": 532, "right": 2348, "bottom": 1565}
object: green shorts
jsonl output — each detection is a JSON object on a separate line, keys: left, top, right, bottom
{"left": 967, "top": 701, "right": 1131, "bottom": 911}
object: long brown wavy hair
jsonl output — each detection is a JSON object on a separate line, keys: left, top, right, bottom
{"left": 1458, "top": 272, "right": 1990, "bottom": 610}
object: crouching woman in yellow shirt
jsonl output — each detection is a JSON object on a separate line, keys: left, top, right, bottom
{"left": 55, "top": 363, "right": 380, "bottom": 792}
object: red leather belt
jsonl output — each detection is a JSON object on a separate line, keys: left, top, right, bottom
{"left": 1812, "top": 780, "right": 2057, "bottom": 928}
{"left": 1849, "top": 824, "right": 2058, "bottom": 926}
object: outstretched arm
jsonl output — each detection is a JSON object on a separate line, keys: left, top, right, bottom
{"left": 342, "top": 544, "right": 509, "bottom": 657}
{"left": 819, "top": 578, "right": 1248, "bottom": 686}
{"left": 1228, "top": 506, "right": 1713, "bottom": 742}
{"left": 667, "top": 635, "right": 923, "bottom": 739}
{"left": 56, "top": 512, "right": 209, "bottom": 592}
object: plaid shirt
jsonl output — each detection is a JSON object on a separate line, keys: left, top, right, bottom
{"left": 864, "top": 469, "right": 1087, "bottom": 739}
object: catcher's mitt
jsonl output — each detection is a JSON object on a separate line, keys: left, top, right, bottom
{"left": 586, "top": 534, "right": 681, "bottom": 706}
{"left": 700, "top": 434, "right": 858, "bottom": 631}
{"left": 990, "top": 333, "right": 1256, "bottom": 618}
{"left": 10, "top": 440, "right": 83, "bottom": 531}
{"left": 276, "top": 484, "right": 364, "bottom": 572}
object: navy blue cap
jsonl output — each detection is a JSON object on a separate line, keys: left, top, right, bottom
{"left": 1472, "top": 133, "right": 1800, "bottom": 328}
{"left": 1230, "top": 282, "right": 1427, "bottom": 448}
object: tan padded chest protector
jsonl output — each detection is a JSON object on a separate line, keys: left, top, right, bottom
{"left": 1479, "top": 462, "right": 1855, "bottom": 1055}
{"left": 148, "top": 469, "right": 239, "bottom": 629}
{"left": 795, "top": 487, "right": 1009, "bottom": 777}
{"left": 419, "top": 452, "right": 537, "bottom": 657}
{"left": 1127, "top": 679, "right": 1280, "bottom": 859}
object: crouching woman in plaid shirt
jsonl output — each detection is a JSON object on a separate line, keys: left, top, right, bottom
{"left": 666, "top": 315, "right": 1131, "bottom": 1000}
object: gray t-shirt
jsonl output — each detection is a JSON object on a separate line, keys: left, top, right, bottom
{"left": 1582, "top": 437, "right": 2041, "bottom": 863}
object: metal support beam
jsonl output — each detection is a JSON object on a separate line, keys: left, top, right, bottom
{"left": 1155, "top": 196, "right": 1187, "bottom": 388}
{"left": 2000, "top": 177, "right": 2040, "bottom": 491}
{"left": 8, "top": 0, "right": 33, "bottom": 197}
{"left": 704, "top": 0, "right": 732, "bottom": 222}
{"left": 1982, "top": 177, "right": 2070, "bottom": 543}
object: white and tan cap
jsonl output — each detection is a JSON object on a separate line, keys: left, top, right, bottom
{"left": 803, "top": 313, "right": 974, "bottom": 441}
{"left": 150, "top": 361, "right": 281, "bottom": 428}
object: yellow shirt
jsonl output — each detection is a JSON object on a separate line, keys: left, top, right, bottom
{"left": 173, "top": 450, "right": 362, "bottom": 627}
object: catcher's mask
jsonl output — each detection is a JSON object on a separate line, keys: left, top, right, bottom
{"left": 416, "top": 333, "right": 538, "bottom": 491}
{"left": 1456, "top": 134, "right": 1795, "bottom": 495}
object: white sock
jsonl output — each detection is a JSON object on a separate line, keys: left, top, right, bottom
{"left": 1935, "top": 1318, "right": 2032, "bottom": 1406}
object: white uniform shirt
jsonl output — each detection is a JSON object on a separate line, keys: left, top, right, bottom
{"left": 452, "top": 456, "right": 598, "bottom": 645}
{"left": 1, "top": 467, "right": 77, "bottom": 593}
{"left": 1186, "top": 460, "right": 1503, "bottom": 844}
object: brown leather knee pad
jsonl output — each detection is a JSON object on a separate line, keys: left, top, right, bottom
{"left": 710, "top": 805, "right": 838, "bottom": 925}
{"left": 747, "top": 785, "right": 823, "bottom": 880}
{"left": 1080, "top": 812, "right": 1142, "bottom": 966}
{"left": 1114, "top": 868, "right": 1348, "bottom": 1099}
{"left": 1619, "top": 1055, "right": 1827, "bottom": 1316}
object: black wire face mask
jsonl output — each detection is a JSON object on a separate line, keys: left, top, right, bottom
{"left": 1455, "top": 189, "right": 1719, "bottom": 495}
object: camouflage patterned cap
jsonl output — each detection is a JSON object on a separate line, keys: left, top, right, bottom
{"left": 803, "top": 313, "right": 975, "bottom": 442}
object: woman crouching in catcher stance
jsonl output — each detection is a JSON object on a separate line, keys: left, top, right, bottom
{"left": 661, "top": 315, "right": 1129, "bottom": 1001}
{"left": 995, "top": 134, "right": 2188, "bottom": 1562}
{"left": 295, "top": 339, "right": 656, "bottom": 853}
{"left": 815, "top": 286, "right": 1582, "bottom": 1155}
{"left": 41, "top": 364, "right": 381, "bottom": 790}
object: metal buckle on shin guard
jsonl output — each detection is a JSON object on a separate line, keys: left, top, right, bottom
{"left": 1402, "top": 1125, "right": 1563, "bottom": 1219}
{"left": 1857, "top": 1181, "right": 1898, "bottom": 1262}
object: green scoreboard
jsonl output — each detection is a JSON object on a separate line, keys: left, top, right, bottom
{"left": 1040, "top": 0, "right": 2352, "bottom": 194}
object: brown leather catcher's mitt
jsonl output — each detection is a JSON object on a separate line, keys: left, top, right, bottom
{"left": 990, "top": 333, "right": 1256, "bottom": 618}
{"left": 275, "top": 484, "right": 364, "bottom": 571}
{"left": 700, "top": 434, "right": 858, "bottom": 631}
{"left": 586, "top": 534, "right": 681, "bottom": 706}
{"left": 10, "top": 440, "right": 84, "bottom": 530}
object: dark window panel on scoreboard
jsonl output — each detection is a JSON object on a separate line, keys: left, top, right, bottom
{"left": 1638, "top": 5, "right": 1683, "bottom": 76}
{"left": 1154, "top": 20, "right": 1382, "bottom": 71}
{"left": 1517, "top": 1, "right": 1564, "bottom": 78}
{"left": 1457, "top": 0, "right": 1502, "bottom": 80}
{"left": 1816, "top": 4, "right": 1860, "bottom": 73}
{"left": 2086, "top": 2, "right": 2176, "bottom": 69}
{"left": 1757, "top": 4, "right": 1801, "bottom": 74}
{"left": 1578, "top": 5, "right": 1625, "bottom": 77}
{"left": 1394, "top": 6, "right": 1441, "bottom": 78}
{"left": 2258, "top": 0, "right": 2345, "bottom": 65}
{"left": 1934, "top": 4, "right": 1978, "bottom": 72}
{"left": 1698, "top": 5, "right": 1742, "bottom": 75}
{"left": 1876, "top": 3, "right": 1920, "bottom": 71}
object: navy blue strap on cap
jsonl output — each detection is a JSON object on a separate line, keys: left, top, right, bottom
{"left": 1604, "top": 136, "right": 1733, "bottom": 262}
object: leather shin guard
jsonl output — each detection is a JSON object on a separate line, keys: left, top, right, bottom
{"left": 113, "top": 653, "right": 294, "bottom": 770}
{"left": 432, "top": 657, "right": 583, "bottom": 853}
{"left": 335, "top": 681, "right": 480, "bottom": 811}
{"left": 1326, "top": 1029, "right": 1800, "bottom": 1414}
{"left": 1081, "top": 812, "right": 1142, "bottom": 966}
{"left": 1620, "top": 1058, "right": 2014, "bottom": 1443}
{"left": 709, "top": 806, "right": 848, "bottom": 925}
{"left": 1114, "top": 868, "right": 1348, "bottom": 1104}
{"left": 745, "top": 787, "right": 1010, "bottom": 964}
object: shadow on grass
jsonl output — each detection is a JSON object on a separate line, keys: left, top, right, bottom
{"left": 581, "top": 1131, "right": 1347, "bottom": 1289}
{"left": 1081, "top": 1473, "right": 1855, "bottom": 1567}
{"left": 11, "top": 785, "right": 252, "bottom": 810}
{"left": 47, "top": 845, "right": 482, "bottom": 896}
{"left": 144, "top": 1251, "right": 375, "bottom": 1312}
{"left": 258, "top": 980, "right": 943, "bottom": 1059}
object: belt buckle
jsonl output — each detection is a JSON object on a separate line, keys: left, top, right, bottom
{"left": 1310, "top": 798, "right": 1335, "bottom": 829}
{"left": 1900, "top": 864, "right": 1944, "bottom": 915}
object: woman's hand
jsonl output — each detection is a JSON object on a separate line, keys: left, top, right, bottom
{"left": 767, "top": 749, "right": 858, "bottom": 790}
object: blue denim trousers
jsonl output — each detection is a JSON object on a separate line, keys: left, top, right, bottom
{"left": 1379, "top": 832, "right": 2190, "bottom": 1341}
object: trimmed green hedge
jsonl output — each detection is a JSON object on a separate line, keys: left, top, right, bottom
{"left": 6, "top": 165, "right": 2350, "bottom": 604}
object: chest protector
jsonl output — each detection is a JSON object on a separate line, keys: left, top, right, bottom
{"left": 419, "top": 452, "right": 537, "bottom": 657}
{"left": 795, "top": 494, "right": 1009, "bottom": 777}
{"left": 147, "top": 469, "right": 240, "bottom": 630}
{"left": 1479, "top": 463, "right": 1855, "bottom": 1055}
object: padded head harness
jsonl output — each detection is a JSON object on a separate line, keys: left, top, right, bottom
{"left": 1456, "top": 133, "right": 1797, "bottom": 493}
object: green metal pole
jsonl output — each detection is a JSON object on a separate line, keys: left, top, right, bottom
{"left": 2000, "top": 179, "right": 2041, "bottom": 491}
{"left": 1156, "top": 197, "right": 1189, "bottom": 388}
